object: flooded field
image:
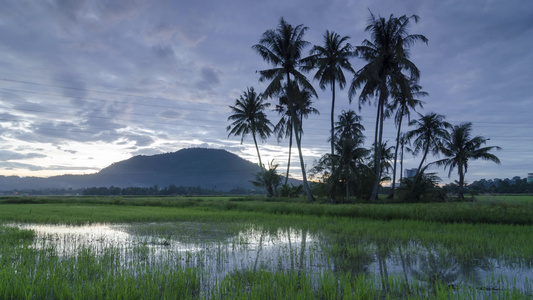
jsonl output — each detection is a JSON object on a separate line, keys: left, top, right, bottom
{"left": 2, "top": 196, "right": 533, "bottom": 298}
{"left": 8, "top": 221, "right": 533, "bottom": 298}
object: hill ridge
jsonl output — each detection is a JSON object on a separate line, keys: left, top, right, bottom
{"left": 0, "top": 148, "right": 262, "bottom": 191}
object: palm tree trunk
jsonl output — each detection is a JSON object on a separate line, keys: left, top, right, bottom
{"left": 284, "top": 122, "right": 293, "bottom": 185}
{"left": 411, "top": 143, "right": 429, "bottom": 194}
{"left": 252, "top": 131, "right": 264, "bottom": 170}
{"left": 294, "top": 119, "right": 314, "bottom": 202}
{"left": 370, "top": 100, "right": 382, "bottom": 202}
{"left": 400, "top": 136, "right": 405, "bottom": 184}
{"left": 330, "top": 81, "right": 336, "bottom": 182}
{"left": 458, "top": 165, "right": 465, "bottom": 200}
{"left": 371, "top": 90, "right": 387, "bottom": 202}
{"left": 286, "top": 72, "right": 314, "bottom": 202}
{"left": 389, "top": 110, "right": 404, "bottom": 199}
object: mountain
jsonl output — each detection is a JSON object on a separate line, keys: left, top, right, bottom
{"left": 0, "top": 148, "right": 265, "bottom": 192}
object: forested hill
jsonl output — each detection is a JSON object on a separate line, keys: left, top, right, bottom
{"left": 0, "top": 148, "right": 262, "bottom": 192}
{"left": 97, "top": 148, "right": 262, "bottom": 190}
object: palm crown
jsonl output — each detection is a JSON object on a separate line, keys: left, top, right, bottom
{"left": 433, "top": 122, "right": 501, "bottom": 199}
{"left": 227, "top": 87, "right": 273, "bottom": 168}
{"left": 252, "top": 17, "right": 316, "bottom": 98}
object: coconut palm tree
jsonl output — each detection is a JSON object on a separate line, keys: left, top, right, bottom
{"left": 253, "top": 17, "right": 317, "bottom": 201}
{"left": 274, "top": 83, "right": 319, "bottom": 185}
{"left": 348, "top": 11, "right": 428, "bottom": 201}
{"left": 406, "top": 112, "right": 451, "bottom": 190}
{"left": 372, "top": 141, "right": 395, "bottom": 180}
{"left": 388, "top": 79, "right": 427, "bottom": 198}
{"left": 227, "top": 87, "right": 273, "bottom": 169}
{"left": 303, "top": 31, "right": 354, "bottom": 178}
{"left": 333, "top": 110, "right": 365, "bottom": 142}
{"left": 398, "top": 132, "right": 410, "bottom": 184}
{"left": 332, "top": 110, "right": 368, "bottom": 199}
{"left": 433, "top": 122, "right": 501, "bottom": 200}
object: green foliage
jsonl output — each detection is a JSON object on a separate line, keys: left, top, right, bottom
{"left": 250, "top": 160, "right": 282, "bottom": 197}
{"left": 397, "top": 170, "right": 445, "bottom": 203}
{"left": 279, "top": 184, "right": 303, "bottom": 197}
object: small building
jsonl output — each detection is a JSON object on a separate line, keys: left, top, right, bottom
{"left": 528, "top": 173, "right": 533, "bottom": 184}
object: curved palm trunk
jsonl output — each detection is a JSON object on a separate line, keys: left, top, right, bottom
{"left": 389, "top": 108, "right": 405, "bottom": 199}
{"left": 284, "top": 122, "right": 293, "bottom": 185}
{"left": 252, "top": 131, "right": 264, "bottom": 170}
{"left": 286, "top": 72, "right": 314, "bottom": 202}
{"left": 294, "top": 119, "right": 314, "bottom": 202}
{"left": 411, "top": 142, "right": 430, "bottom": 194}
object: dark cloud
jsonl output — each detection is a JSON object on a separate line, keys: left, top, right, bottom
{"left": 157, "top": 110, "right": 186, "bottom": 120}
{"left": 0, "top": 150, "right": 47, "bottom": 161}
{"left": 152, "top": 44, "right": 175, "bottom": 59}
{"left": 126, "top": 134, "right": 155, "bottom": 147}
{"left": 0, "top": 161, "right": 44, "bottom": 171}
{"left": 195, "top": 66, "right": 222, "bottom": 90}
{"left": 56, "top": 146, "right": 78, "bottom": 154}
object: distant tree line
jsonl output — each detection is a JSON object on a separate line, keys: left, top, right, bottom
{"left": 0, "top": 188, "right": 84, "bottom": 196}
{"left": 81, "top": 184, "right": 253, "bottom": 196}
{"left": 454, "top": 177, "right": 533, "bottom": 194}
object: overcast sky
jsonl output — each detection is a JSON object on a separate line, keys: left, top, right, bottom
{"left": 0, "top": 0, "right": 531, "bottom": 185}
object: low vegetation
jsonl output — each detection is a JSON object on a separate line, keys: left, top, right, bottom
{"left": 2, "top": 194, "right": 532, "bottom": 225}
{"left": 1, "top": 195, "right": 533, "bottom": 298}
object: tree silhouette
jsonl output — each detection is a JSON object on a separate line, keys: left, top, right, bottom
{"left": 227, "top": 87, "right": 273, "bottom": 169}
{"left": 303, "top": 30, "right": 354, "bottom": 183}
{"left": 406, "top": 112, "right": 451, "bottom": 192}
{"left": 433, "top": 122, "right": 501, "bottom": 200}
{"left": 274, "top": 82, "right": 319, "bottom": 185}
{"left": 349, "top": 11, "right": 428, "bottom": 201}
{"left": 388, "top": 78, "right": 427, "bottom": 198}
{"left": 253, "top": 17, "right": 317, "bottom": 201}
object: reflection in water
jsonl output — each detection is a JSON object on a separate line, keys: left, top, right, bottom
{"left": 410, "top": 246, "right": 460, "bottom": 290}
{"left": 9, "top": 222, "right": 533, "bottom": 295}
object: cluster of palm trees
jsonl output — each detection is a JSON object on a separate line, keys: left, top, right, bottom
{"left": 227, "top": 13, "right": 500, "bottom": 202}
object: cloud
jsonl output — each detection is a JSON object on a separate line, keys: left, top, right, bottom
{"left": 152, "top": 44, "right": 175, "bottom": 60}
{"left": 0, "top": 161, "right": 44, "bottom": 171}
{"left": 126, "top": 134, "right": 155, "bottom": 147}
{"left": 157, "top": 110, "right": 187, "bottom": 120}
{"left": 195, "top": 66, "right": 222, "bottom": 90}
{"left": 0, "top": 150, "right": 47, "bottom": 161}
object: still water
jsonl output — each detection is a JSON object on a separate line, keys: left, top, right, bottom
{"left": 11, "top": 222, "right": 533, "bottom": 295}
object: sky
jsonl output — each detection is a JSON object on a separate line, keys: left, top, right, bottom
{"left": 0, "top": 0, "right": 531, "bottom": 186}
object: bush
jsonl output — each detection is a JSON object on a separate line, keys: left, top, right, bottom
{"left": 397, "top": 171, "right": 446, "bottom": 203}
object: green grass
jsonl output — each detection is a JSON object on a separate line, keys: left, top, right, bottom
{"left": 2, "top": 198, "right": 533, "bottom": 262}
{"left": 1, "top": 195, "right": 533, "bottom": 299}
{"left": 2, "top": 194, "right": 533, "bottom": 225}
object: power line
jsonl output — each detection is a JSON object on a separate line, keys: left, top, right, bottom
{"left": 2, "top": 77, "right": 532, "bottom": 131}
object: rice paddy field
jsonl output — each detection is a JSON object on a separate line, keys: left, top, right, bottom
{"left": 1, "top": 194, "right": 532, "bottom": 299}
